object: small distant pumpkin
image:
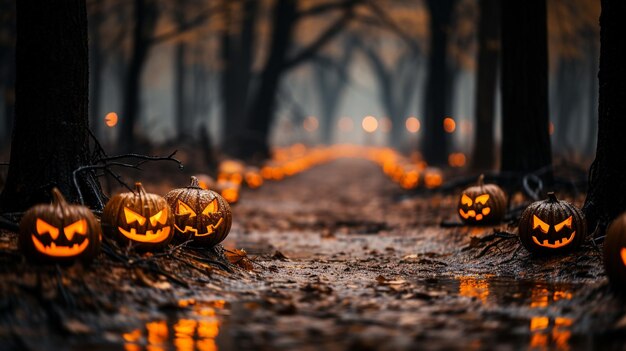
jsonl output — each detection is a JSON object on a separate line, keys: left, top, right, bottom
{"left": 604, "top": 212, "right": 626, "bottom": 290}
{"left": 102, "top": 182, "right": 173, "bottom": 251}
{"left": 457, "top": 174, "right": 507, "bottom": 225}
{"left": 19, "top": 188, "right": 101, "bottom": 263}
{"left": 165, "top": 176, "right": 232, "bottom": 247}
{"left": 518, "top": 192, "right": 586, "bottom": 255}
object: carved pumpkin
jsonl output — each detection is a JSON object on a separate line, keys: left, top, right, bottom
{"left": 244, "top": 167, "right": 263, "bottom": 189}
{"left": 457, "top": 174, "right": 507, "bottom": 225}
{"left": 102, "top": 182, "right": 173, "bottom": 251}
{"left": 604, "top": 212, "right": 626, "bottom": 290}
{"left": 165, "top": 176, "right": 232, "bottom": 247}
{"left": 19, "top": 188, "right": 101, "bottom": 263}
{"left": 518, "top": 193, "right": 586, "bottom": 255}
{"left": 216, "top": 180, "right": 240, "bottom": 204}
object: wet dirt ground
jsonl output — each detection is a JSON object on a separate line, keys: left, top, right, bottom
{"left": 1, "top": 158, "right": 626, "bottom": 350}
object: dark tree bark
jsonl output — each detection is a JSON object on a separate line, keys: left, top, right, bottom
{"left": 0, "top": 0, "right": 15, "bottom": 144}
{"left": 470, "top": 0, "right": 499, "bottom": 170}
{"left": 585, "top": 31, "right": 599, "bottom": 156}
{"left": 238, "top": 0, "right": 297, "bottom": 160}
{"left": 238, "top": 0, "right": 356, "bottom": 160}
{"left": 583, "top": 0, "right": 626, "bottom": 232}
{"left": 221, "top": 0, "right": 257, "bottom": 154}
{"left": 0, "top": 0, "right": 103, "bottom": 211}
{"left": 88, "top": 0, "right": 103, "bottom": 139}
{"left": 118, "top": 0, "right": 158, "bottom": 152}
{"left": 174, "top": 40, "right": 187, "bottom": 140}
{"left": 313, "top": 39, "right": 355, "bottom": 144}
{"left": 422, "top": 0, "right": 456, "bottom": 166}
{"left": 500, "top": 0, "right": 552, "bottom": 181}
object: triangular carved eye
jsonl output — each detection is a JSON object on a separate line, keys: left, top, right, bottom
{"left": 474, "top": 194, "right": 490, "bottom": 205}
{"left": 64, "top": 219, "right": 87, "bottom": 241}
{"left": 150, "top": 208, "right": 169, "bottom": 226}
{"left": 532, "top": 215, "right": 550, "bottom": 234}
{"left": 202, "top": 199, "right": 218, "bottom": 215}
{"left": 461, "top": 194, "right": 473, "bottom": 206}
{"left": 124, "top": 207, "right": 146, "bottom": 225}
{"left": 177, "top": 200, "right": 196, "bottom": 217}
{"left": 554, "top": 216, "right": 572, "bottom": 232}
{"left": 36, "top": 219, "right": 59, "bottom": 240}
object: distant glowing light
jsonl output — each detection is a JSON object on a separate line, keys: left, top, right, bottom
{"left": 443, "top": 117, "right": 456, "bottom": 133}
{"left": 406, "top": 116, "right": 420, "bottom": 133}
{"left": 448, "top": 152, "right": 466, "bottom": 167}
{"left": 338, "top": 117, "right": 354, "bottom": 132}
{"left": 362, "top": 116, "right": 378, "bottom": 133}
{"left": 105, "top": 112, "right": 118, "bottom": 127}
{"left": 303, "top": 116, "right": 319, "bottom": 132}
{"left": 549, "top": 122, "right": 554, "bottom": 135}
{"left": 380, "top": 117, "right": 392, "bottom": 133}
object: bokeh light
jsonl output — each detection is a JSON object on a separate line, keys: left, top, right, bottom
{"left": 338, "top": 117, "right": 354, "bottom": 132}
{"left": 303, "top": 116, "right": 319, "bottom": 132}
{"left": 443, "top": 117, "right": 456, "bottom": 133}
{"left": 104, "top": 112, "right": 118, "bottom": 127}
{"left": 405, "top": 116, "right": 421, "bottom": 133}
{"left": 362, "top": 116, "right": 378, "bottom": 133}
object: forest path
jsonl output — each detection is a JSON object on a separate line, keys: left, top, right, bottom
{"left": 220, "top": 158, "right": 624, "bottom": 350}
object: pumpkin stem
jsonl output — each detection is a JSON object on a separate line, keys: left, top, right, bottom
{"left": 189, "top": 176, "right": 201, "bottom": 188}
{"left": 134, "top": 182, "right": 147, "bottom": 195}
{"left": 547, "top": 192, "right": 558, "bottom": 202}
{"left": 51, "top": 188, "right": 68, "bottom": 206}
{"left": 477, "top": 174, "right": 485, "bottom": 187}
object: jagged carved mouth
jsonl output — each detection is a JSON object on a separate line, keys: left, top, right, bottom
{"left": 532, "top": 232, "right": 575, "bottom": 249}
{"left": 117, "top": 227, "right": 171, "bottom": 243}
{"left": 459, "top": 208, "right": 491, "bottom": 221}
{"left": 174, "top": 218, "right": 224, "bottom": 237}
{"left": 31, "top": 235, "right": 89, "bottom": 257}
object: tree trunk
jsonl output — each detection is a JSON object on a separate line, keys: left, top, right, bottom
{"left": 422, "top": 0, "right": 456, "bottom": 166}
{"left": 174, "top": 41, "right": 187, "bottom": 140}
{"left": 238, "top": 0, "right": 297, "bottom": 160}
{"left": 470, "top": 0, "right": 499, "bottom": 170}
{"left": 583, "top": 0, "right": 626, "bottom": 232}
{"left": 119, "top": 0, "right": 157, "bottom": 152}
{"left": 0, "top": 0, "right": 15, "bottom": 144}
{"left": 500, "top": 0, "right": 552, "bottom": 181}
{"left": 88, "top": 0, "right": 103, "bottom": 139}
{"left": 221, "top": 0, "right": 257, "bottom": 155}
{"left": 0, "top": 0, "right": 104, "bottom": 211}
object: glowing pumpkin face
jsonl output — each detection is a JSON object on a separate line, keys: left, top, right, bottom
{"left": 165, "top": 177, "right": 232, "bottom": 247}
{"left": 102, "top": 182, "right": 173, "bottom": 251}
{"left": 603, "top": 212, "right": 626, "bottom": 290}
{"left": 457, "top": 175, "right": 507, "bottom": 225}
{"left": 519, "top": 193, "right": 586, "bottom": 255}
{"left": 19, "top": 188, "right": 101, "bottom": 263}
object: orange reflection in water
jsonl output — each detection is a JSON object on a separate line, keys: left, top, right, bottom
{"left": 529, "top": 316, "right": 573, "bottom": 351}
{"left": 529, "top": 285, "right": 574, "bottom": 351}
{"left": 458, "top": 276, "right": 490, "bottom": 304}
{"left": 123, "top": 302, "right": 222, "bottom": 351}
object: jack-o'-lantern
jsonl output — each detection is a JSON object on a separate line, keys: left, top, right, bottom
{"left": 518, "top": 193, "right": 586, "bottom": 255}
{"left": 244, "top": 167, "right": 263, "bottom": 189}
{"left": 216, "top": 180, "right": 240, "bottom": 204}
{"left": 19, "top": 188, "right": 101, "bottom": 263}
{"left": 165, "top": 176, "right": 232, "bottom": 247}
{"left": 218, "top": 159, "right": 244, "bottom": 185}
{"left": 457, "top": 174, "right": 507, "bottom": 225}
{"left": 102, "top": 182, "right": 174, "bottom": 251}
{"left": 604, "top": 212, "right": 626, "bottom": 290}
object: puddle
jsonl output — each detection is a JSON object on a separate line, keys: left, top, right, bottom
{"left": 120, "top": 300, "right": 227, "bottom": 351}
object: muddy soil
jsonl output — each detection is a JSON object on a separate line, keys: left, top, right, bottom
{"left": 1, "top": 158, "right": 625, "bottom": 350}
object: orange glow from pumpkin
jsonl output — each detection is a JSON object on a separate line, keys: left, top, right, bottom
{"left": 362, "top": 116, "right": 378, "bottom": 133}
{"left": 105, "top": 112, "right": 118, "bottom": 127}
{"left": 405, "top": 116, "right": 420, "bottom": 133}
{"left": 448, "top": 153, "right": 466, "bottom": 167}
{"left": 458, "top": 276, "right": 490, "bottom": 304}
{"left": 443, "top": 117, "right": 456, "bottom": 133}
